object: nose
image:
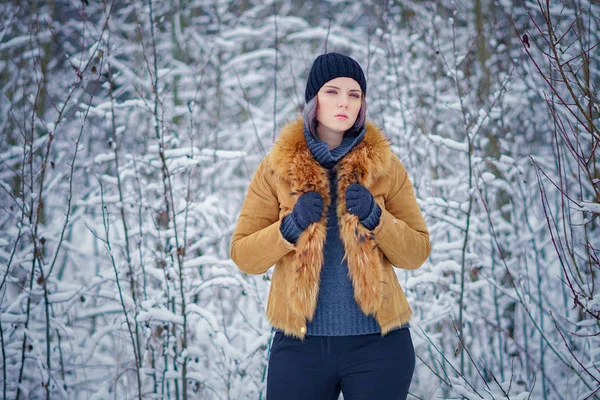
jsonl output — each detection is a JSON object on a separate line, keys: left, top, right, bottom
{"left": 338, "top": 96, "right": 349, "bottom": 108}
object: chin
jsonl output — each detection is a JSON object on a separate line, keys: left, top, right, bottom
{"left": 330, "top": 121, "right": 354, "bottom": 133}
{"left": 340, "top": 123, "right": 355, "bottom": 132}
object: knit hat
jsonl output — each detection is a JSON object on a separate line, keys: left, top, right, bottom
{"left": 304, "top": 52, "right": 367, "bottom": 103}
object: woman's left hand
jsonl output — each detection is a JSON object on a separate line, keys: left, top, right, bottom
{"left": 345, "top": 183, "right": 375, "bottom": 220}
{"left": 345, "top": 184, "right": 381, "bottom": 230}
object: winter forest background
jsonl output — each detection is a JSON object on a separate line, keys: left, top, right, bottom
{"left": 0, "top": 0, "right": 599, "bottom": 399}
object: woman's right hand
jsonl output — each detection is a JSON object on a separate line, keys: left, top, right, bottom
{"left": 290, "top": 191, "right": 324, "bottom": 230}
{"left": 280, "top": 191, "right": 324, "bottom": 244}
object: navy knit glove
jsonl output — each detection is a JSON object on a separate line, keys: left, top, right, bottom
{"left": 280, "top": 191, "right": 324, "bottom": 243}
{"left": 345, "top": 183, "right": 381, "bottom": 230}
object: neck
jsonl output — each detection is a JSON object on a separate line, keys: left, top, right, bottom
{"left": 316, "top": 125, "right": 344, "bottom": 149}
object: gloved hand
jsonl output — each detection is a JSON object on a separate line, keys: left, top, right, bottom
{"left": 345, "top": 183, "right": 381, "bottom": 229}
{"left": 345, "top": 184, "right": 375, "bottom": 220}
{"left": 290, "top": 191, "right": 324, "bottom": 230}
{"left": 280, "top": 191, "right": 324, "bottom": 243}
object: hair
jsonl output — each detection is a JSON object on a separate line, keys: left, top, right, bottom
{"left": 302, "top": 95, "right": 367, "bottom": 138}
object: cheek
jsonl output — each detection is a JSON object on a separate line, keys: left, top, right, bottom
{"left": 316, "top": 106, "right": 326, "bottom": 123}
{"left": 316, "top": 99, "right": 332, "bottom": 120}
{"left": 317, "top": 97, "right": 332, "bottom": 113}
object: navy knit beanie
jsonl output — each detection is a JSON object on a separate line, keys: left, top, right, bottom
{"left": 304, "top": 52, "right": 367, "bottom": 103}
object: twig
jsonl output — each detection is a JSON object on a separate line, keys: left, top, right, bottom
{"left": 418, "top": 325, "right": 483, "bottom": 397}
{"left": 550, "top": 310, "right": 600, "bottom": 386}
{"left": 98, "top": 175, "right": 143, "bottom": 397}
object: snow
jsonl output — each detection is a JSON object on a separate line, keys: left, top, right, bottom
{"left": 94, "top": 152, "right": 116, "bottom": 164}
{"left": 185, "top": 255, "right": 237, "bottom": 269}
{"left": 1, "top": 1, "right": 597, "bottom": 399}
{"left": 481, "top": 172, "right": 496, "bottom": 183}
{"left": 46, "top": 288, "right": 82, "bottom": 303}
{"left": 186, "top": 304, "right": 219, "bottom": 332}
{"left": 433, "top": 259, "right": 462, "bottom": 273}
{"left": 428, "top": 134, "right": 469, "bottom": 152}
{"left": 137, "top": 308, "right": 184, "bottom": 325}
{"left": 0, "top": 31, "right": 51, "bottom": 51}
{"left": 575, "top": 319, "right": 597, "bottom": 327}
{"left": 574, "top": 200, "right": 600, "bottom": 215}
{"left": 199, "top": 148, "right": 247, "bottom": 159}
{"left": 1, "top": 313, "right": 27, "bottom": 324}
{"left": 224, "top": 48, "right": 277, "bottom": 70}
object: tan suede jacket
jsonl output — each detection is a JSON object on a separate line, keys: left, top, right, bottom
{"left": 230, "top": 118, "right": 430, "bottom": 339}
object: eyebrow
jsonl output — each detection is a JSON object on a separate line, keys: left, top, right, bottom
{"left": 323, "top": 85, "right": 362, "bottom": 93}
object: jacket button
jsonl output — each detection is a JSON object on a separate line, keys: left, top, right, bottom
{"left": 300, "top": 326, "right": 306, "bottom": 333}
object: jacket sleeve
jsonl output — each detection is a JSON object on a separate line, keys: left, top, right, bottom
{"left": 230, "top": 156, "right": 295, "bottom": 275}
{"left": 373, "top": 156, "right": 431, "bottom": 270}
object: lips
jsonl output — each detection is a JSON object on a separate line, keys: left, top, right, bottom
{"left": 335, "top": 114, "right": 348, "bottom": 120}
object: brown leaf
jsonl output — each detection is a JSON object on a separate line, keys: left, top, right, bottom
{"left": 157, "top": 210, "right": 169, "bottom": 228}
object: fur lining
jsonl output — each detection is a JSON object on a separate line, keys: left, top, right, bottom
{"left": 269, "top": 117, "right": 393, "bottom": 320}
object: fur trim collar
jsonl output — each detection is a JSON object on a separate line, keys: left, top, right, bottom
{"left": 269, "top": 117, "right": 393, "bottom": 321}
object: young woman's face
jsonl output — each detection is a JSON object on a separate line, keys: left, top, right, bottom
{"left": 316, "top": 77, "right": 362, "bottom": 135}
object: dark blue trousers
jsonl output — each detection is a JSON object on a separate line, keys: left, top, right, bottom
{"left": 266, "top": 327, "right": 415, "bottom": 400}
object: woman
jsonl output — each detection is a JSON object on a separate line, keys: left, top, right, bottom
{"left": 230, "top": 52, "right": 430, "bottom": 400}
